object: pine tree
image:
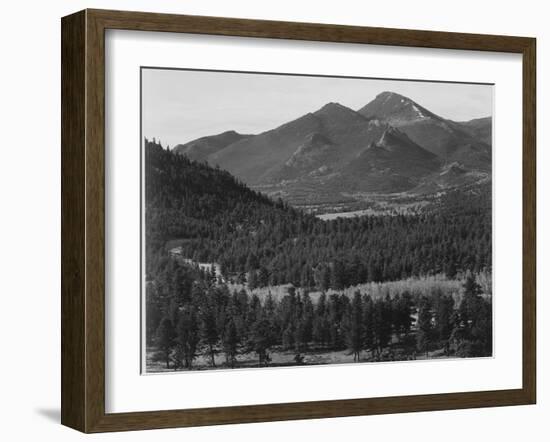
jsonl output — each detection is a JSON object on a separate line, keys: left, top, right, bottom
{"left": 247, "top": 269, "right": 258, "bottom": 290}
{"left": 394, "top": 291, "right": 413, "bottom": 336}
{"left": 470, "top": 298, "right": 492, "bottom": 356}
{"left": 199, "top": 301, "right": 219, "bottom": 367}
{"left": 416, "top": 296, "right": 433, "bottom": 358}
{"left": 313, "top": 264, "right": 331, "bottom": 291}
{"left": 257, "top": 266, "right": 269, "bottom": 288}
{"left": 372, "top": 296, "right": 392, "bottom": 356}
{"left": 313, "top": 293, "right": 329, "bottom": 345}
{"left": 155, "top": 317, "right": 175, "bottom": 369}
{"left": 330, "top": 260, "right": 346, "bottom": 290}
{"left": 460, "top": 273, "right": 483, "bottom": 325}
{"left": 445, "top": 258, "right": 457, "bottom": 279}
{"left": 294, "top": 317, "right": 308, "bottom": 353}
{"left": 345, "top": 291, "right": 364, "bottom": 361}
{"left": 301, "top": 292, "right": 314, "bottom": 344}
{"left": 245, "top": 252, "right": 259, "bottom": 271}
{"left": 282, "top": 323, "right": 295, "bottom": 350}
{"left": 434, "top": 294, "right": 454, "bottom": 354}
{"left": 222, "top": 318, "right": 239, "bottom": 367}
{"left": 174, "top": 307, "right": 199, "bottom": 369}
{"left": 145, "top": 283, "right": 162, "bottom": 345}
{"left": 247, "top": 293, "right": 262, "bottom": 327}
{"left": 264, "top": 292, "right": 276, "bottom": 316}
{"left": 457, "top": 274, "right": 492, "bottom": 357}
{"left": 250, "top": 317, "right": 274, "bottom": 367}
{"left": 363, "top": 294, "right": 375, "bottom": 358}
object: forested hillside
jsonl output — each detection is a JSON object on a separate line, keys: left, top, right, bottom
{"left": 145, "top": 139, "right": 491, "bottom": 289}
{"left": 144, "top": 139, "right": 492, "bottom": 370}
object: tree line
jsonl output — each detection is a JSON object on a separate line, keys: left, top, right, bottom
{"left": 147, "top": 259, "right": 492, "bottom": 370}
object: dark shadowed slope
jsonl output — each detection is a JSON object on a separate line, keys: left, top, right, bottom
{"left": 458, "top": 116, "right": 492, "bottom": 145}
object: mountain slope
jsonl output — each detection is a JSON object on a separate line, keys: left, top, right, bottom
{"left": 208, "top": 103, "right": 392, "bottom": 185}
{"left": 459, "top": 116, "right": 492, "bottom": 144}
{"left": 172, "top": 91, "right": 492, "bottom": 203}
{"left": 173, "top": 130, "right": 250, "bottom": 162}
{"left": 208, "top": 112, "right": 323, "bottom": 184}
{"left": 358, "top": 91, "right": 491, "bottom": 169}
{"left": 331, "top": 126, "right": 441, "bottom": 192}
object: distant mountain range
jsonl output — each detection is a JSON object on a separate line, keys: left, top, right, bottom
{"left": 173, "top": 91, "right": 492, "bottom": 203}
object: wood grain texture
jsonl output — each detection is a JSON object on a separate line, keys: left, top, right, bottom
{"left": 522, "top": 38, "right": 536, "bottom": 403}
{"left": 61, "top": 8, "right": 537, "bottom": 433}
{"left": 61, "top": 10, "right": 86, "bottom": 432}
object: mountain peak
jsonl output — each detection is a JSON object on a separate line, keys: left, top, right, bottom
{"left": 376, "top": 91, "right": 406, "bottom": 100}
{"left": 316, "top": 101, "right": 356, "bottom": 115}
{"left": 313, "top": 102, "right": 366, "bottom": 128}
{"left": 358, "top": 91, "right": 435, "bottom": 124}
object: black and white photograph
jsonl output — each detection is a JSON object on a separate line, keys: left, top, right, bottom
{"left": 142, "top": 68, "right": 493, "bottom": 373}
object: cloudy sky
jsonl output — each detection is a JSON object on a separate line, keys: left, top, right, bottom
{"left": 142, "top": 68, "right": 493, "bottom": 148}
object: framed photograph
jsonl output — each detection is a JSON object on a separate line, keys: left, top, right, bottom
{"left": 61, "top": 9, "right": 536, "bottom": 433}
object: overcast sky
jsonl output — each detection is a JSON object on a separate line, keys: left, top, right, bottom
{"left": 142, "top": 68, "right": 493, "bottom": 148}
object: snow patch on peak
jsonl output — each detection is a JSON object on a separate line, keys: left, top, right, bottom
{"left": 411, "top": 104, "right": 425, "bottom": 118}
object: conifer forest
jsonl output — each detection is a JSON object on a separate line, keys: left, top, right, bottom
{"left": 144, "top": 136, "right": 493, "bottom": 372}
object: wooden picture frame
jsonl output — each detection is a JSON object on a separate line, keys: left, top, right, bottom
{"left": 61, "top": 8, "right": 536, "bottom": 433}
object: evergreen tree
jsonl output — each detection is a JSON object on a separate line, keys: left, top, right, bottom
{"left": 222, "top": 318, "right": 239, "bottom": 367}
{"left": 247, "top": 270, "right": 258, "bottom": 290}
{"left": 345, "top": 291, "right": 364, "bottom": 361}
{"left": 199, "top": 300, "right": 219, "bottom": 367}
{"left": 247, "top": 293, "right": 262, "bottom": 327}
{"left": 394, "top": 291, "right": 413, "bottom": 336}
{"left": 294, "top": 318, "right": 309, "bottom": 353}
{"left": 445, "top": 259, "right": 457, "bottom": 279}
{"left": 155, "top": 317, "right": 175, "bottom": 368}
{"left": 330, "top": 260, "right": 346, "bottom": 290}
{"left": 282, "top": 323, "right": 295, "bottom": 350}
{"left": 456, "top": 275, "right": 492, "bottom": 357}
{"left": 313, "top": 293, "right": 330, "bottom": 345}
{"left": 372, "top": 295, "right": 392, "bottom": 355}
{"left": 362, "top": 294, "right": 375, "bottom": 357}
{"left": 257, "top": 266, "right": 269, "bottom": 288}
{"left": 301, "top": 292, "right": 314, "bottom": 344}
{"left": 416, "top": 296, "right": 433, "bottom": 358}
{"left": 469, "top": 298, "right": 492, "bottom": 356}
{"left": 145, "top": 283, "right": 162, "bottom": 345}
{"left": 250, "top": 317, "right": 274, "bottom": 366}
{"left": 459, "top": 274, "right": 483, "bottom": 325}
{"left": 434, "top": 294, "right": 454, "bottom": 353}
{"left": 314, "top": 264, "right": 331, "bottom": 291}
{"left": 174, "top": 307, "right": 199, "bottom": 369}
